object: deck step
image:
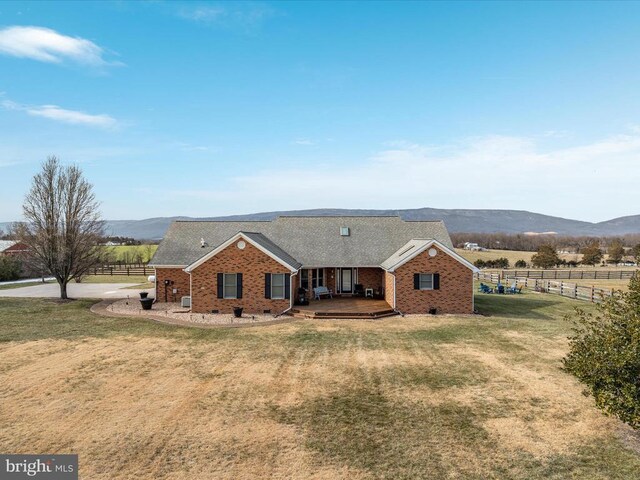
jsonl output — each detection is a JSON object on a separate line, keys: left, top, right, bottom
{"left": 290, "top": 309, "right": 397, "bottom": 320}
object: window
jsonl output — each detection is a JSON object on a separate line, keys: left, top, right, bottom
{"left": 223, "top": 273, "right": 237, "bottom": 299}
{"left": 418, "top": 273, "right": 434, "bottom": 290}
{"left": 271, "top": 273, "right": 285, "bottom": 299}
{"left": 300, "top": 269, "right": 309, "bottom": 290}
{"left": 312, "top": 268, "right": 324, "bottom": 289}
{"left": 340, "top": 227, "right": 350, "bottom": 236}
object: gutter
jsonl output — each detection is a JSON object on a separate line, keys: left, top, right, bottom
{"left": 276, "top": 269, "right": 299, "bottom": 317}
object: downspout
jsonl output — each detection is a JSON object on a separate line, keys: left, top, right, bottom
{"left": 152, "top": 267, "right": 157, "bottom": 304}
{"left": 277, "top": 269, "right": 298, "bottom": 317}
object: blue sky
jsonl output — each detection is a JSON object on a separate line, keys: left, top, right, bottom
{"left": 1, "top": 1, "right": 640, "bottom": 222}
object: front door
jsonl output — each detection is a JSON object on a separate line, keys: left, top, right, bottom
{"left": 340, "top": 268, "right": 353, "bottom": 294}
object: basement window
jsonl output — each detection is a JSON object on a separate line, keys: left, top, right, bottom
{"left": 340, "top": 227, "right": 350, "bottom": 236}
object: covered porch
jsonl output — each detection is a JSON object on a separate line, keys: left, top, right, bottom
{"left": 298, "top": 266, "right": 386, "bottom": 297}
{"left": 290, "top": 297, "right": 396, "bottom": 319}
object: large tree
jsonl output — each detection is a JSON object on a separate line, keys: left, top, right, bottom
{"left": 581, "top": 242, "right": 603, "bottom": 266}
{"left": 531, "top": 244, "right": 560, "bottom": 268}
{"left": 607, "top": 239, "right": 625, "bottom": 264}
{"left": 15, "top": 156, "right": 104, "bottom": 299}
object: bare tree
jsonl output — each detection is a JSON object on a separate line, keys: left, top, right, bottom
{"left": 15, "top": 156, "right": 104, "bottom": 299}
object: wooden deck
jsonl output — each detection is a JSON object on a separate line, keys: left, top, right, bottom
{"left": 290, "top": 297, "right": 396, "bottom": 319}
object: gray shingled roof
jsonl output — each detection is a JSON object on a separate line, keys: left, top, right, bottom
{"left": 149, "top": 216, "right": 452, "bottom": 268}
{"left": 379, "top": 239, "right": 433, "bottom": 271}
{"left": 240, "top": 232, "right": 303, "bottom": 270}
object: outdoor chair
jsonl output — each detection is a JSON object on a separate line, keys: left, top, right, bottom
{"left": 353, "top": 284, "right": 365, "bottom": 297}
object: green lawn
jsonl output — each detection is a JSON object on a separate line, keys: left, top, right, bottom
{"left": 77, "top": 274, "right": 150, "bottom": 285}
{"left": 0, "top": 280, "right": 55, "bottom": 290}
{"left": 0, "top": 294, "right": 638, "bottom": 479}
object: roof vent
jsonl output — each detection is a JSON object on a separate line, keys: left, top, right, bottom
{"left": 340, "top": 227, "right": 350, "bottom": 236}
{"left": 398, "top": 245, "right": 415, "bottom": 257}
{"left": 200, "top": 238, "right": 207, "bottom": 248}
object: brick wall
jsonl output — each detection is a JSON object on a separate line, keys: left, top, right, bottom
{"left": 393, "top": 245, "right": 473, "bottom": 314}
{"left": 356, "top": 267, "right": 384, "bottom": 292}
{"left": 190, "top": 240, "right": 293, "bottom": 314}
{"left": 155, "top": 267, "right": 190, "bottom": 303}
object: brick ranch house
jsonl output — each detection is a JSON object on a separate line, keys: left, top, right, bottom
{"left": 148, "top": 216, "right": 478, "bottom": 315}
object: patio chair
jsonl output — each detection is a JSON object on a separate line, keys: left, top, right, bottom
{"left": 353, "top": 284, "right": 365, "bottom": 297}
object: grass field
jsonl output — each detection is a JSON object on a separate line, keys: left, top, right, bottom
{"left": 0, "top": 295, "right": 639, "bottom": 479}
{"left": 456, "top": 248, "right": 582, "bottom": 265}
{"left": 101, "top": 244, "right": 158, "bottom": 263}
{"left": 78, "top": 275, "right": 150, "bottom": 285}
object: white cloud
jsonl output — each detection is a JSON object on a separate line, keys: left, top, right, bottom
{"left": 0, "top": 26, "right": 120, "bottom": 66}
{"left": 179, "top": 6, "right": 226, "bottom": 22}
{"left": 169, "top": 128, "right": 640, "bottom": 222}
{"left": 2, "top": 99, "right": 117, "bottom": 128}
{"left": 177, "top": 3, "right": 276, "bottom": 32}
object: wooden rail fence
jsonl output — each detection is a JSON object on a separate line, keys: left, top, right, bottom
{"left": 91, "top": 264, "right": 155, "bottom": 276}
{"left": 492, "top": 269, "right": 637, "bottom": 280}
{"left": 475, "top": 271, "right": 613, "bottom": 303}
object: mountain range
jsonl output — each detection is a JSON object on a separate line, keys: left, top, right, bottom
{"left": 4, "top": 207, "right": 639, "bottom": 240}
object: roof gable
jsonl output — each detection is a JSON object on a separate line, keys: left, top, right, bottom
{"left": 381, "top": 239, "right": 478, "bottom": 272}
{"left": 184, "top": 232, "right": 301, "bottom": 273}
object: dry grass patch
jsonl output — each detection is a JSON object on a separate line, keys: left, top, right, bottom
{"left": 0, "top": 296, "right": 639, "bottom": 479}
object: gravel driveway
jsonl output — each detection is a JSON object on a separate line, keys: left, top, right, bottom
{"left": 0, "top": 282, "right": 153, "bottom": 299}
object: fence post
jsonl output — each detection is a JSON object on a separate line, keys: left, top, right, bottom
{"left": 591, "top": 286, "right": 594, "bottom": 303}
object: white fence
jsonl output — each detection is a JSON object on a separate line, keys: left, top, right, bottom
{"left": 476, "top": 272, "right": 613, "bottom": 303}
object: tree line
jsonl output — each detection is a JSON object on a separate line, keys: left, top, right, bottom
{"left": 451, "top": 232, "right": 640, "bottom": 253}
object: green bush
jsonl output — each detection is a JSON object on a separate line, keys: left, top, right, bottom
{"left": 474, "top": 258, "right": 509, "bottom": 269}
{"left": 0, "top": 256, "right": 22, "bottom": 281}
{"left": 563, "top": 274, "right": 640, "bottom": 429}
{"left": 514, "top": 259, "right": 527, "bottom": 268}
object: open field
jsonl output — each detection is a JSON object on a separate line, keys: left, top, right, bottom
{"left": 1, "top": 295, "right": 639, "bottom": 479}
{"left": 455, "top": 248, "right": 582, "bottom": 265}
{"left": 101, "top": 245, "right": 158, "bottom": 263}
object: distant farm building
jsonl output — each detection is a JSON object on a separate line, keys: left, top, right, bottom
{"left": 0, "top": 240, "right": 28, "bottom": 256}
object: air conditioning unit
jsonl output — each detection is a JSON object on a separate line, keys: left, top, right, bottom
{"left": 181, "top": 296, "right": 191, "bottom": 308}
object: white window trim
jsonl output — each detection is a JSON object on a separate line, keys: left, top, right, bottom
{"left": 271, "top": 273, "right": 286, "bottom": 300}
{"left": 419, "top": 273, "right": 434, "bottom": 291}
{"left": 223, "top": 273, "right": 238, "bottom": 299}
